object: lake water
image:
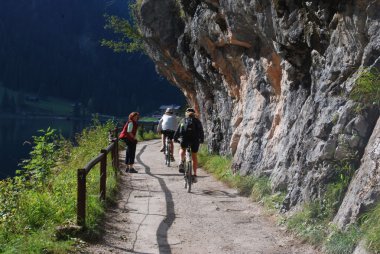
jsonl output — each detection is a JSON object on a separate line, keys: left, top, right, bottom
{"left": 0, "top": 116, "right": 88, "bottom": 179}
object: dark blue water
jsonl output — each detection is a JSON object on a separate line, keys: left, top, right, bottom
{"left": 0, "top": 116, "right": 88, "bottom": 179}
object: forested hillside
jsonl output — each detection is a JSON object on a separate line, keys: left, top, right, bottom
{"left": 0, "top": 0, "right": 185, "bottom": 116}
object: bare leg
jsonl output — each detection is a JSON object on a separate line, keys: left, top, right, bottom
{"left": 179, "top": 148, "right": 185, "bottom": 162}
{"left": 192, "top": 153, "right": 198, "bottom": 175}
{"left": 170, "top": 140, "right": 174, "bottom": 155}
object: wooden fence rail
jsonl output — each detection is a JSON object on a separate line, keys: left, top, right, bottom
{"left": 76, "top": 121, "right": 157, "bottom": 226}
{"left": 77, "top": 129, "right": 119, "bottom": 227}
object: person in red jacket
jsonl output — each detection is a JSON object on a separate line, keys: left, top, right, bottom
{"left": 119, "top": 112, "right": 139, "bottom": 173}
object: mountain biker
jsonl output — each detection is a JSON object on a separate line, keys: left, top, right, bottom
{"left": 174, "top": 108, "right": 204, "bottom": 182}
{"left": 157, "top": 108, "right": 178, "bottom": 161}
{"left": 119, "top": 112, "right": 139, "bottom": 173}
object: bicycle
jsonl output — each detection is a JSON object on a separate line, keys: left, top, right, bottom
{"left": 164, "top": 135, "right": 172, "bottom": 167}
{"left": 162, "top": 130, "right": 175, "bottom": 167}
{"left": 184, "top": 145, "right": 193, "bottom": 193}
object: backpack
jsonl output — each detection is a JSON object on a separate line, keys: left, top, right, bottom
{"left": 182, "top": 117, "right": 196, "bottom": 140}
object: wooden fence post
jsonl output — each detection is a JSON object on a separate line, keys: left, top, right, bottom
{"left": 100, "top": 150, "right": 107, "bottom": 201}
{"left": 111, "top": 141, "right": 115, "bottom": 168}
{"left": 77, "top": 168, "right": 86, "bottom": 227}
{"left": 115, "top": 139, "right": 119, "bottom": 170}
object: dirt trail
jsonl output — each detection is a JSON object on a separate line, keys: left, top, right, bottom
{"left": 84, "top": 140, "right": 318, "bottom": 254}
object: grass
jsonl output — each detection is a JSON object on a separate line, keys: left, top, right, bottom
{"left": 0, "top": 119, "right": 118, "bottom": 253}
{"left": 361, "top": 203, "right": 380, "bottom": 252}
{"left": 350, "top": 67, "right": 380, "bottom": 106}
{"left": 324, "top": 225, "right": 361, "bottom": 254}
{"left": 136, "top": 128, "right": 160, "bottom": 141}
{"left": 198, "top": 145, "right": 284, "bottom": 211}
{"left": 284, "top": 180, "right": 380, "bottom": 252}
{"left": 284, "top": 178, "right": 356, "bottom": 248}
{"left": 286, "top": 201, "right": 329, "bottom": 246}
{"left": 198, "top": 145, "right": 380, "bottom": 252}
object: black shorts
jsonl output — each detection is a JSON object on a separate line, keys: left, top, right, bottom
{"left": 162, "top": 130, "right": 175, "bottom": 140}
{"left": 180, "top": 140, "right": 200, "bottom": 153}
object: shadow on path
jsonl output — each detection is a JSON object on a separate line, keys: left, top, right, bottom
{"left": 136, "top": 145, "right": 175, "bottom": 254}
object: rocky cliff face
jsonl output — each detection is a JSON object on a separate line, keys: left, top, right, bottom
{"left": 138, "top": 0, "right": 380, "bottom": 227}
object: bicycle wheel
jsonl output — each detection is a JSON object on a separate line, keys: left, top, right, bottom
{"left": 164, "top": 138, "right": 169, "bottom": 166}
{"left": 166, "top": 142, "right": 171, "bottom": 167}
{"left": 186, "top": 161, "right": 192, "bottom": 193}
{"left": 184, "top": 166, "right": 188, "bottom": 189}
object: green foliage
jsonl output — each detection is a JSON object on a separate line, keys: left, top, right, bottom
{"left": 198, "top": 145, "right": 284, "bottom": 210}
{"left": 361, "top": 203, "right": 380, "bottom": 252}
{"left": 101, "top": 14, "right": 144, "bottom": 53}
{"left": 262, "top": 192, "right": 287, "bottom": 211}
{"left": 0, "top": 120, "right": 117, "bottom": 253}
{"left": 142, "top": 130, "right": 160, "bottom": 140}
{"left": 286, "top": 201, "right": 329, "bottom": 245}
{"left": 286, "top": 158, "right": 359, "bottom": 247}
{"left": 136, "top": 128, "right": 160, "bottom": 141}
{"left": 19, "top": 127, "right": 60, "bottom": 184}
{"left": 234, "top": 175, "right": 258, "bottom": 196}
{"left": 324, "top": 225, "right": 361, "bottom": 254}
{"left": 332, "top": 113, "right": 339, "bottom": 125}
{"left": 198, "top": 147, "right": 234, "bottom": 186}
{"left": 350, "top": 67, "right": 380, "bottom": 106}
{"left": 250, "top": 176, "right": 272, "bottom": 201}
{"left": 175, "top": 0, "right": 185, "bottom": 19}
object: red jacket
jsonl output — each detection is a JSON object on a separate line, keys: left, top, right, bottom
{"left": 119, "top": 120, "right": 138, "bottom": 142}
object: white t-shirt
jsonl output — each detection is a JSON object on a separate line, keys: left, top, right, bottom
{"left": 158, "top": 114, "right": 178, "bottom": 131}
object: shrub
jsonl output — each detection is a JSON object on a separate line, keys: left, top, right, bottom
{"left": 0, "top": 120, "right": 117, "bottom": 253}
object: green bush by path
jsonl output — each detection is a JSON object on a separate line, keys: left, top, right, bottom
{"left": 0, "top": 119, "right": 117, "bottom": 253}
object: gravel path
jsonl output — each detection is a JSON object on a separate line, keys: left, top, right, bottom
{"left": 84, "top": 140, "right": 319, "bottom": 254}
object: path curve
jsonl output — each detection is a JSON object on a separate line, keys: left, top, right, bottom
{"left": 84, "top": 140, "right": 318, "bottom": 254}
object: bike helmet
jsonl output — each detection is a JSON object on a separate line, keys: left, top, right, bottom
{"left": 165, "top": 108, "right": 173, "bottom": 114}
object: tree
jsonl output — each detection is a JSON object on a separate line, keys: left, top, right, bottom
{"left": 15, "top": 90, "right": 25, "bottom": 110}
{"left": 71, "top": 102, "right": 81, "bottom": 118}
{"left": 86, "top": 98, "right": 94, "bottom": 115}
{"left": 1, "top": 90, "right": 10, "bottom": 112}
{"left": 101, "top": 12, "right": 144, "bottom": 53}
{"left": 37, "top": 83, "right": 49, "bottom": 99}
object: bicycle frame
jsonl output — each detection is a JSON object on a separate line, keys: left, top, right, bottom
{"left": 184, "top": 146, "right": 192, "bottom": 193}
{"left": 164, "top": 135, "right": 172, "bottom": 167}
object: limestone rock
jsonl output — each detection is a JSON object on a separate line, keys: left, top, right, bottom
{"left": 137, "top": 0, "right": 380, "bottom": 228}
{"left": 334, "top": 118, "right": 380, "bottom": 228}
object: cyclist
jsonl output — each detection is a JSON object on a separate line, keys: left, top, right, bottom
{"left": 157, "top": 108, "right": 178, "bottom": 161}
{"left": 174, "top": 108, "right": 204, "bottom": 182}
